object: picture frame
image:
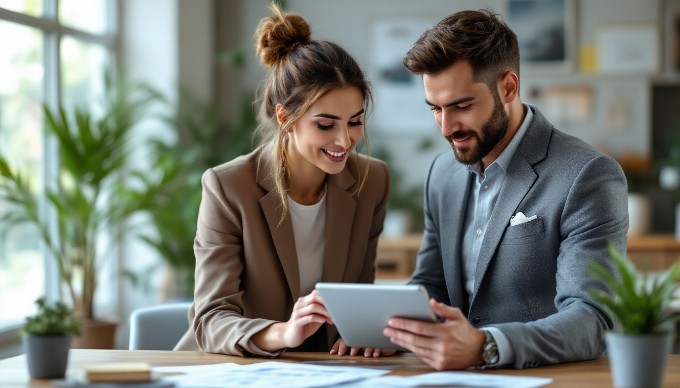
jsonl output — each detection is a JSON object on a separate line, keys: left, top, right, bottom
{"left": 506, "top": 0, "right": 576, "bottom": 73}
{"left": 597, "top": 25, "right": 659, "bottom": 74}
{"left": 664, "top": 0, "right": 680, "bottom": 73}
{"left": 368, "top": 19, "right": 437, "bottom": 133}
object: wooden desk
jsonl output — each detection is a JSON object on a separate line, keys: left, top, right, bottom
{"left": 376, "top": 234, "right": 680, "bottom": 279}
{"left": 0, "top": 350, "right": 679, "bottom": 387}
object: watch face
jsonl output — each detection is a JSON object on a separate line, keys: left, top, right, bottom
{"left": 483, "top": 332, "right": 499, "bottom": 365}
{"left": 483, "top": 347, "right": 499, "bottom": 365}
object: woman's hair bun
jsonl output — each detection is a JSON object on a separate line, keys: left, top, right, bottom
{"left": 256, "top": 4, "right": 311, "bottom": 67}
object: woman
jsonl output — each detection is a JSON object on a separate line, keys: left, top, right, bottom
{"left": 174, "top": 4, "right": 391, "bottom": 358}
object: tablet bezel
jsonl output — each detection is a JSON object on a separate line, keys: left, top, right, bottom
{"left": 315, "top": 282, "right": 437, "bottom": 350}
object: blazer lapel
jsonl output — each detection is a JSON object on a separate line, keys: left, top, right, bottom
{"left": 322, "top": 167, "right": 356, "bottom": 283}
{"left": 473, "top": 158, "right": 536, "bottom": 295}
{"left": 443, "top": 165, "right": 474, "bottom": 310}
{"left": 257, "top": 147, "right": 301, "bottom": 301}
{"left": 473, "top": 106, "right": 550, "bottom": 296}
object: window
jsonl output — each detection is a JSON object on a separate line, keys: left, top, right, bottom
{"left": 0, "top": 1, "right": 116, "bottom": 331}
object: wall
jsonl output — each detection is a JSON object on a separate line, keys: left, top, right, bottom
{"left": 218, "top": 0, "right": 670, "bottom": 192}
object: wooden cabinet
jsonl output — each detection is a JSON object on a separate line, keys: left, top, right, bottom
{"left": 627, "top": 235, "right": 680, "bottom": 271}
{"left": 376, "top": 234, "right": 680, "bottom": 279}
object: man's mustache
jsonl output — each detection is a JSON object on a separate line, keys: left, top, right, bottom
{"left": 445, "top": 130, "right": 477, "bottom": 143}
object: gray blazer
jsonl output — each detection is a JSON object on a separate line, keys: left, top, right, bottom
{"left": 410, "top": 106, "right": 628, "bottom": 368}
{"left": 175, "top": 144, "right": 390, "bottom": 356}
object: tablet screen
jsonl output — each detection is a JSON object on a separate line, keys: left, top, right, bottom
{"left": 315, "top": 282, "right": 436, "bottom": 349}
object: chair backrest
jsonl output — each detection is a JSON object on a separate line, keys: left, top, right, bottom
{"left": 128, "top": 302, "right": 192, "bottom": 350}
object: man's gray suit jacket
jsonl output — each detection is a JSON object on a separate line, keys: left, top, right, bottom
{"left": 410, "top": 105, "right": 629, "bottom": 368}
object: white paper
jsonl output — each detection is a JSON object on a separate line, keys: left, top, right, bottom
{"left": 155, "top": 361, "right": 388, "bottom": 388}
{"left": 347, "top": 371, "right": 553, "bottom": 388}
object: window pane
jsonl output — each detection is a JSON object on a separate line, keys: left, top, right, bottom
{"left": 0, "top": 0, "right": 42, "bottom": 17}
{"left": 59, "top": 0, "right": 107, "bottom": 34}
{"left": 61, "top": 36, "right": 107, "bottom": 111}
{"left": 0, "top": 20, "right": 44, "bottom": 326}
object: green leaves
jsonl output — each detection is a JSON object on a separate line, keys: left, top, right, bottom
{"left": 0, "top": 72, "right": 172, "bottom": 319}
{"left": 23, "top": 298, "right": 81, "bottom": 337}
{"left": 588, "top": 242, "right": 680, "bottom": 335}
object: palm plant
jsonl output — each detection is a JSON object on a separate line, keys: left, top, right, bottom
{"left": 0, "top": 73, "right": 175, "bottom": 320}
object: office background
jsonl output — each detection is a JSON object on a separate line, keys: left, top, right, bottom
{"left": 1, "top": 0, "right": 679, "bottom": 355}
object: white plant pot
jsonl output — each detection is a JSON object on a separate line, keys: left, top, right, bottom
{"left": 676, "top": 203, "right": 680, "bottom": 240}
{"left": 605, "top": 332, "right": 672, "bottom": 388}
{"left": 627, "top": 193, "right": 651, "bottom": 237}
{"left": 382, "top": 210, "right": 413, "bottom": 238}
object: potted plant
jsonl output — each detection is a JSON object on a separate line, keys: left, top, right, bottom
{"left": 23, "top": 298, "right": 81, "bottom": 379}
{"left": 0, "top": 72, "right": 172, "bottom": 348}
{"left": 588, "top": 243, "right": 680, "bottom": 388}
{"left": 373, "top": 139, "right": 433, "bottom": 237}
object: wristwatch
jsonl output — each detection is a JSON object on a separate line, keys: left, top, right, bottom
{"left": 481, "top": 330, "right": 499, "bottom": 367}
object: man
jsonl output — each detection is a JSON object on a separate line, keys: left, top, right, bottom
{"left": 383, "top": 10, "right": 628, "bottom": 370}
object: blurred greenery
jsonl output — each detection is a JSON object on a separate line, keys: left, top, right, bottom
{"left": 23, "top": 297, "right": 81, "bottom": 336}
{"left": 0, "top": 71, "right": 173, "bottom": 320}
{"left": 588, "top": 243, "right": 680, "bottom": 335}
{"left": 139, "top": 52, "right": 257, "bottom": 300}
{"left": 373, "top": 138, "right": 433, "bottom": 233}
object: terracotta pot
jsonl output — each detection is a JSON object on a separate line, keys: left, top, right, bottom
{"left": 72, "top": 319, "right": 117, "bottom": 349}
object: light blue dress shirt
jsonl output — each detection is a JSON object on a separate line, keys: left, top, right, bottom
{"left": 461, "top": 105, "right": 533, "bottom": 367}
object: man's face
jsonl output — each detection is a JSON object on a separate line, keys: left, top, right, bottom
{"left": 423, "top": 61, "right": 510, "bottom": 167}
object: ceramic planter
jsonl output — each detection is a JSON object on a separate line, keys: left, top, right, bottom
{"left": 605, "top": 332, "right": 672, "bottom": 388}
{"left": 23, "top": 335, "right": 72, "bottom": 379}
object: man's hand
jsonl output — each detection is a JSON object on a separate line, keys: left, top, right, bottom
{"left": 383, "top": 299, "right": 485, "bottom": 370}
{"left": 330, "top": 338, "right": 397, "bottom": 357}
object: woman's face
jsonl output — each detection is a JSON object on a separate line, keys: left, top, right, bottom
{"left": 287, "top": 86, "right": 365, "bottom": 176}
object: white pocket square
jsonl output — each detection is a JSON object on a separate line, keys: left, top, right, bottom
{"left": 510, "top": 212, "right": 537, "bottom": 226}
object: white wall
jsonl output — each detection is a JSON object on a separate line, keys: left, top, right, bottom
{"left": 225, "top": 0, "right": 665, "bottom": 191}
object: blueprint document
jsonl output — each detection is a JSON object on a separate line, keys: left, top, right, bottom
{"left": 349, "top": 371, "right": 553, "bottom": 387}
{"left": 155, "top": 362, "right": 552, "bottom": 388}
{"left": 155, "top": 361, "right": 388, "bottom": 387}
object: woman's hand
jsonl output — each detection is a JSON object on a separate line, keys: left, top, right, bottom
{"left": 252, "top": 290, "right": 331, "bottom": 351}
{"left": 282, "top": 290, "right": 332, "bottom": 347}
{"left": 330, "top": 338, "right": 397, "bottom": 358}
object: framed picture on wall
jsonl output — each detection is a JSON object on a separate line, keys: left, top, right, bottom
{"left": 597, "top": 25, "right": 659, "bottom": 74}
{"left": 369, "top": 19, "right": 437, "bottom": 133}
{"left": 664, "top": 0, "right": 680, "bottom": 73}
{"left": 506, "top": 0, "right": 576, "bottom": 73}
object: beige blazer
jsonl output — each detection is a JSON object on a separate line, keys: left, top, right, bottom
{"left": 174, "top": 144, "right": 390, "bottom": 356}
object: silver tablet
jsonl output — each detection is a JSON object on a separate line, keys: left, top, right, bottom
{"left": 315, "top": 282, "right": 437, "bottom": 350}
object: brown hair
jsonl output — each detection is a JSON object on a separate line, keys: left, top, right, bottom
{"left": 403, "top": 9, "right": 519, "bottom": 87}
{"left": 254, "top": 3, "right": 373, "bottom": 218}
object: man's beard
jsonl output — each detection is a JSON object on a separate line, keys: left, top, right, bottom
{"left": 447, "top": 95, "right": 510, "bottom": 165}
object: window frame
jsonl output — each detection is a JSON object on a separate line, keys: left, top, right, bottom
{"left": 0, "top": 0, "right": 119, "bottom": 350}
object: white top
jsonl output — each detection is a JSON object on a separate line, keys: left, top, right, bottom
{"left": 287, "top": 189, "right": 327, "bottom": 296}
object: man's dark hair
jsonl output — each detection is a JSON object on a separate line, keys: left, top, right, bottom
{"left": 403, "top": 9, "right": 519, "bottom": 86}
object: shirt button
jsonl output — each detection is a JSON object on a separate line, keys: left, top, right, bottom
{"left": 476, "top": 228, "right": 483, "bottom": 236}
{"left": 472, "top": 317, "right": 481, "bottom": 324}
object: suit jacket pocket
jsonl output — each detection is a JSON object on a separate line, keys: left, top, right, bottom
{"left": 505, "top": 217, "right": 544, "bottom": 241}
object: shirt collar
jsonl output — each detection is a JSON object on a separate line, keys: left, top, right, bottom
{"left": 467, "top": 104, "right": 533, "bottom": 175}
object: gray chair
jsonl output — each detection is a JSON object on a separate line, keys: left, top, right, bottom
{"left": 128, "top": 302, "right": 192, "bottom": 350}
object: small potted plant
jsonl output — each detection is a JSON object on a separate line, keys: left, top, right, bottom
{"left": 588, "top": 243, "right": 680, "bottom": 388}
{"left": 22, "top": 298, "right": 81, "bottom": 379}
